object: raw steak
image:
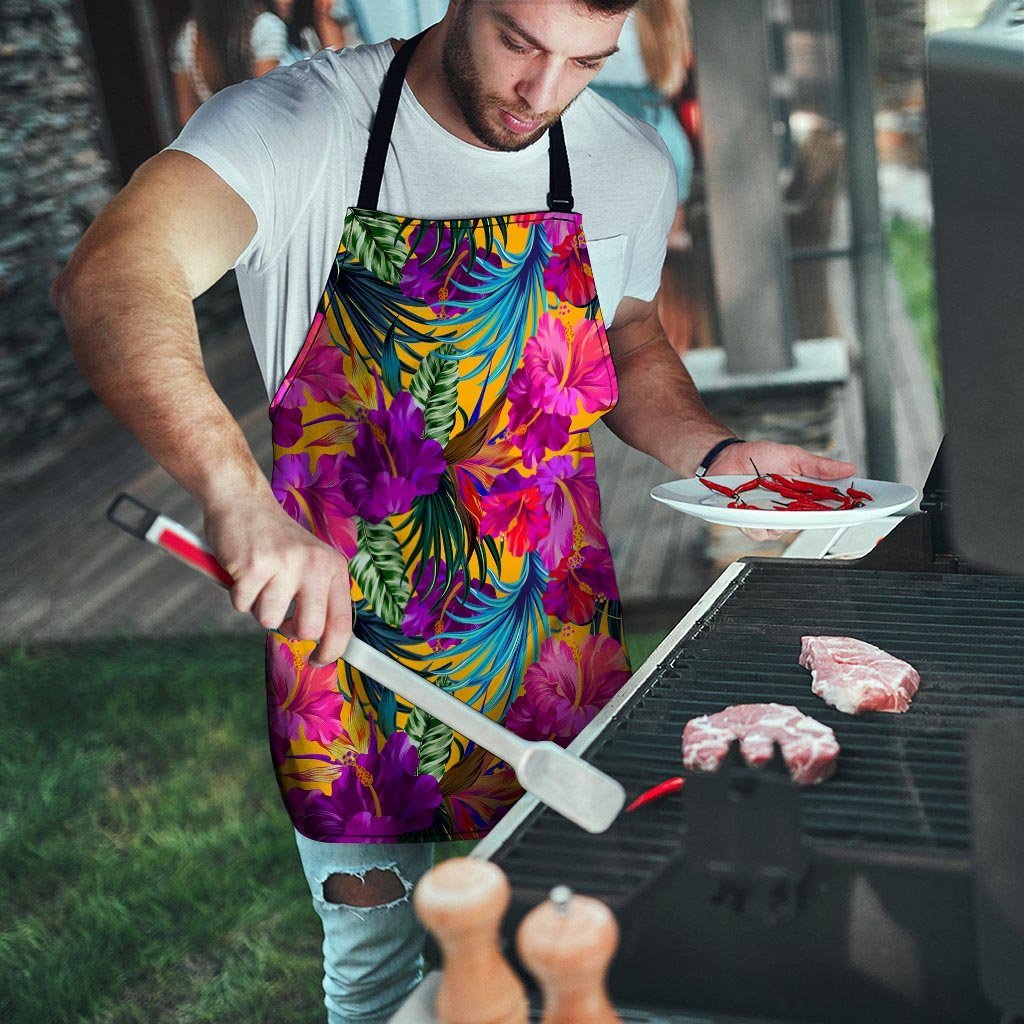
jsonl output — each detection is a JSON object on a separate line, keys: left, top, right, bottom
{"left": 799, "top": 636, "right": 920, "bottom": 716}
{"left": 682, "top": 703, "right": 840, "bottom": 786}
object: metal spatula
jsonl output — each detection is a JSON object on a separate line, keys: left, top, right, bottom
{"left": 107, "top": 493, "right": 626, "bottom": 834}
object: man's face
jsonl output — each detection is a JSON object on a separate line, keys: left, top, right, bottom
{"left": 442, "top": 1, "right": 627, "bottom": 152}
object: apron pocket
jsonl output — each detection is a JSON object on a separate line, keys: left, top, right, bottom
{"left": 586, "top": 234, "right": 628, "bottom": 327}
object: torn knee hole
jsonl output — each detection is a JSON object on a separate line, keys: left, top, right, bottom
{"left": 322, "top": 868, "right": 407, "bottom": 908}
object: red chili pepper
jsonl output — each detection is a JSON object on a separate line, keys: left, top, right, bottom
{"left": 625, "top": 776, "right": 685, "bottom": 813}
{"left": 771, "top": 474, "right": 844, "bottom": 499}
{"left": 734, "top": 478, "right": 762, "bottom": 494}
{"left": 699, "top": 477, "right": 737, "bottom": 498}
{"left": 781, "top": 497, "right": 835, "bottom": 511}
{"left": 846, "top": 486, "right": 873, "bottom": 502}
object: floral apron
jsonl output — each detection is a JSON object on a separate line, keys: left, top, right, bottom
{"left": 265, "top": 30, "right": 631, "bottom": 843}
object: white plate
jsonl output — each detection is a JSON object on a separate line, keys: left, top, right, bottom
{"left": 650, "top": 476, "right": 920, "bottom": 530}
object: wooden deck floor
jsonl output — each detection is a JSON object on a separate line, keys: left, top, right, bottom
{"left": 2, "top": 249, "right": 940, "bottom": 645}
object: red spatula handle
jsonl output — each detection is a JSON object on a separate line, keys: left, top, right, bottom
{"left": 106, "top": 492, "right": 234, "bottom": 589}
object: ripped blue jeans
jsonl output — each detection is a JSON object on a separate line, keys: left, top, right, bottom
{"left": 294, "top": 829, "right": 436, "bottom": 1024}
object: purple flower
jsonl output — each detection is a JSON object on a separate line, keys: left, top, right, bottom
{"left": 339, "top": 391, "right": 446, "bottom": 523}
{"left": 271, "top": 451, "right": 358, "bottom": 558}
{"left": 402, "top": 558, "right": 496, "bottom": 650}
{"left": 284, "top": 731, "right": 443, "bottom": 842}
{"left": 272, "top": 403, "right": 305, "bottom": 448}
{"left": 400, "top": 224, "right": 501, "bottom": 314}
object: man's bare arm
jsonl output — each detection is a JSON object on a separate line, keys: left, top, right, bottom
{"left": 604, "top": 295, "right": 855, "bottom": 480}
{"left": 51, "top": 151, "right": 351, "bottom": 662}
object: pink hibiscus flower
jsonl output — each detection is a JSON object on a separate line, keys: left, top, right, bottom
{"left": 506, "top": 635, "right": 631, "bottom": 746}
{"left": 523, "top": 315, "right": 613, "bottom": 417}
{"left": 267, "top": 638, "right": 347, "bottom": 751}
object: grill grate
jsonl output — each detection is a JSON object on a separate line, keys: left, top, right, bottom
{"left": 494, "top": 562, "right": 1024, "bottom": 901}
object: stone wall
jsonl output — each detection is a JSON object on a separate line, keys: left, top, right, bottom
{"left": 0, "top": 0, "right": 116, "bottom": 458}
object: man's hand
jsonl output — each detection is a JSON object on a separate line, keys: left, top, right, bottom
{"left": 709, "top": 440, "right": 855, "bottom": 481}
{"left": 708, "top": 440, "right": 857, "bottom": 542}
{"left": 203, "top": 494, "right": 352, "bottom": 666}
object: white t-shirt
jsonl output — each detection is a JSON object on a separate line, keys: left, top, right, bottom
{"left": 167, "top": 40, "right": 676, "bottom": 401}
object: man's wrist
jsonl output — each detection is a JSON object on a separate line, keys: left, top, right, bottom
{"left": 192, "top": 457, "right": 273, "bottom": 515}
{"left": 694, "top": 436, "right": 745, "bottom": 477}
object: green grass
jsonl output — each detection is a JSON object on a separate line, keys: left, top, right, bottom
{"left": 887, "top": 215, "right": 941, "bottom": 398}
{"left": 1, "top": 630, "right": 666, "bottom": 1021}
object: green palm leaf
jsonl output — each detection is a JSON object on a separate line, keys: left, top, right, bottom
{"left": 406, "top": 699, "right": 454, "bottom": 781}
{"left": 410, "top": 343, "right": 459, "bottom": 445}
{"left": 341, "top": 209, "right": 408, "bottom": 286}
{"left": 397, "top": 472, "right": 469, "bottom": 595}
{"left": 349, "top": 519, "right": 410, "bottom": 628}
{"left": 381, "top": 321, "right": 402, "bottom": 396}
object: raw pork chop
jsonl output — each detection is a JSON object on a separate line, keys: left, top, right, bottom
{"left": 682, "top": 703, "right": 840, "bottom": 786}
{"left": 799, "top": 636, "right": 920, "bottom": 716}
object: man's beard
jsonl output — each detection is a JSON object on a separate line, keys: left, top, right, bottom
{"left": 441, "top": 4, "right": 558, "bottom": 152}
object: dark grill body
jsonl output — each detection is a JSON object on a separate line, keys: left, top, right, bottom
{"left": 490, "top": 560, "right": 1024, "bottom": 1023}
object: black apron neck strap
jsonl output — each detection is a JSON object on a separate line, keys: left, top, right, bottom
{"left": 358, "top": 29, "right": 575, "bottom": 214}
{"left": 357, "top": 29, "right": 429, "bottom": 211}
{"left": 546, "top": 118, "right": 574, "bottom": 213}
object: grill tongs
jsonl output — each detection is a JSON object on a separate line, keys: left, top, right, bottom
{"left": 106, "top": 492, "right": 627, "bottom": 835}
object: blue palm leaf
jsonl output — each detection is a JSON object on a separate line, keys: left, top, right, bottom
{"left": 329, "top": 255, "right": 436, "bottom": 368}
{"left": 434, "top": 225, "right": 551, "bottom": 383}
{"left": 437, "top": 552, "right": 550, "bottom": 717}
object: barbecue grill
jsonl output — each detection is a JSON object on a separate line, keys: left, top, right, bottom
{"left": 474, "top": 449, "right": 1024, "bottom": 1023}
{"left": 467, "top": 10, "right": 1024, "bottom": 1021}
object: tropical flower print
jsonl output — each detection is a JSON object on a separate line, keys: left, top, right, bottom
{"left": 339, "top": 390, "right": 446, "bottom": 523}
{"left": 267, "top": 636, "right": 347, "bottom": 751}
{"left": 267, "top": 208, "right": 628, "bottom": 842}
{"left": 506, "top": 635, "right": 631, "bottom": 746}
{"left": 284, "top": 731, "right": 443, "bottom": 843}
{"left": 400, "top": 223, "right": 502, "bottom": 315}
{"left": 505, "top": 316, "right": 615, "bottom": 467}
{"left": 444, "top": 749, "right": 523, "bottom": 836}
{"left": 535, "top": 455, "right": 601, "bottom": 571}
{"left": 544, "top": 536, "right": 618, "bottom": 624}
{"left": 293, "top": 341, "right": 354, "bottom": 405}
{"left": 271, "top": 451, "right": 358, "bottom": 558}
{"left": 544, "top": 227, "right": 597, "bottom": 307}
{"left": 479, "top": 469, "right": 548, "bottom": 557}
{"left": 402, "top": 558, "right": 496, "bottom": 651}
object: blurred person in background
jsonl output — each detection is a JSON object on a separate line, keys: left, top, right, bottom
{"left": 171, "top": 0, "right": 289, "bottom": 126}
{"left": 592, "top": 0, "right": 693, "bottom": 243}
{"left": 276, "top": 0, "right": 351, "bottom": 63}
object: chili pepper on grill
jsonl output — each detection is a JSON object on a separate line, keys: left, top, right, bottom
{"left": 699, "top": 477, "right": 738, "bottom": 498}
{"left": 625, "top": 776, "right": 685, "bottom": 813}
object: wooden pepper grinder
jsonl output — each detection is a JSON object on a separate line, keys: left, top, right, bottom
{"left": 516, "top": 885, "right": 621, "bottom": 1024}
{"left": 413, "top": 857, "right": 528, "bottom": 1024}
